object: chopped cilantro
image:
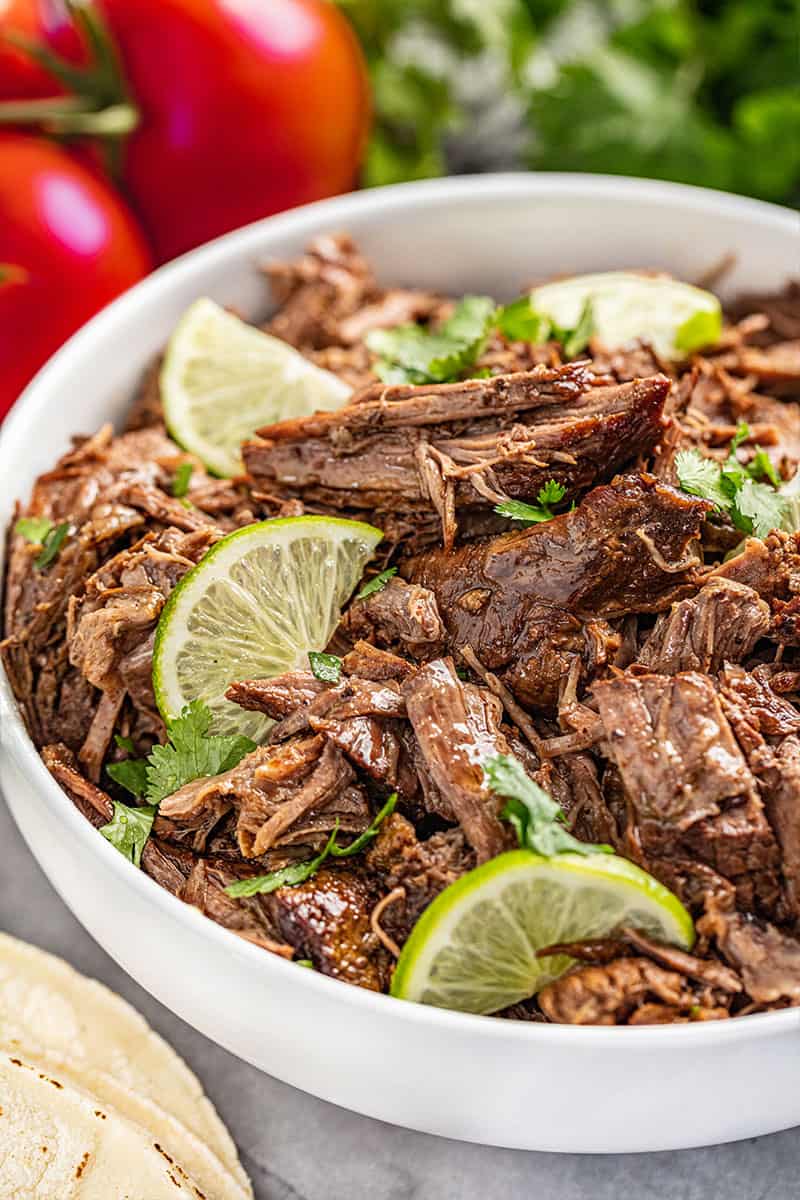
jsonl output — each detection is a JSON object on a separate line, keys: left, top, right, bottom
{"left": 226, "top": 794, "right": 397, "bottom": 898}
{"left": 494, "top": 479, "right": 567, "bottom": 526}
{"left": 296, "top": 958, "right": 314, "bottom": 969}
{"left": 145, "top": 700, "right": 256, "bottom": 804}
{"left": 356, "top": 567, "right": 397, "bottom": 600}
{"left": 366, "top": 295, "right": 496, "bottom": 385}
{"left": 14, "top": 516, "right": 53, "bottom": 544}
{"left": 560, "top": 298, "right": 595, "bottom": 358}
{"left": 485, "top": 754, "right": 612, "bottom": 859}
{"left": 496, "top": 296, "right": 551, "bottom": 344}
{"left": 107, "top": 758, "right": 149, "bottom": 798}
{"left": 172, "top": 462, "right": 194, "bottom": 498}
{"left": 308, "top": 651, "right": 342, "bottom": 683}
{"left": 114, "top": 734, "right": 137, "bottom": 754}
{"left": 34, "top": 522, "right": 70, "bottom": 569}
{"left": 99, "top": 800, "right": 157, "bottom": 869}
{"left": 676, "top": 426, "right": 788, "bottom": 539}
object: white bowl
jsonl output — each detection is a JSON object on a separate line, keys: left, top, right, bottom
{"left": 2, "top": 175, "right": 799, "bottom": 1154}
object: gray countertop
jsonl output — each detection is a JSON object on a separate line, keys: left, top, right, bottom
{"left": 1, "top": 795, "right": 796, "bottom": 1200}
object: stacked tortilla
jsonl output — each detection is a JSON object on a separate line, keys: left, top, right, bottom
{"left": 0, "top": 933, "right": 251, "bottom": 1198}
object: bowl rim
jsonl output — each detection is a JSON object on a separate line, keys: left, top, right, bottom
{"left": 2, "top": 171, "right": 798, "bottom": 1047}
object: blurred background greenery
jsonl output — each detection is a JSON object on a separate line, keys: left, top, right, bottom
{"left": 337, "top": 0, "right": 800, "bottom": 206}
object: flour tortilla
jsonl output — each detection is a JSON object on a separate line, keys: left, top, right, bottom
{"left": 2, "top": 1038, "right": 249, "bottom": 1200}
{"left": 0, "top": 933, "right": 250, "bottom": 1194}
{"left": 0, "top": 1051, "right": 206, "bottom": 1198}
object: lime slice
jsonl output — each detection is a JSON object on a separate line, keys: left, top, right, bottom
{"left": 161, "top": 298, "right": 351, "bottom": 477}
{"left": 391, "top": 850, "right": 694, "bottom": 1014}
{"left": 152, "top": 516, "right": 382, "bottom": 740}
{"left": 530, "top": 271, "right": 722, "bottom": 359}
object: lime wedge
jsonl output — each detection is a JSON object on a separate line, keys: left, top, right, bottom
{"left": 152, "top": 516, "right": 382, "bottom": 740}
{"left": 391, "top": 850, "right": 694, "bottom": 1014}
{"left": 530, "top": 271, "right": 722, "bottom": 359}
{"left": 161, "top": 298, "right": 351, "bottom": 477}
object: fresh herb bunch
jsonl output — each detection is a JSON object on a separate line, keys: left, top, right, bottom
{"left": 676, "top": 422, "right": 789, "bottom": 538}
{"left": 338, "top": 0, "right": 800, "bottom": 206}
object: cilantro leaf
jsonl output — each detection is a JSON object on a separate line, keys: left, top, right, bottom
{"left": 15, "top": 516, "right": 53, "bottom": 544}
{"left": 107, "top": 758, "right": 149, "bottom": 798}
{"left": 225, "top": 793, "right": 398, "bottom": 898}
{"left": 560, "top": 298, "right": 596, "bottom": 358}
{"left": 484, "top": 754, "right": 612, "bottom": 859}
{"left": 308, "top": 651, "right": 342, "bottom": 684}
{"left": 172, "top": 462, "right": 194, "bottom": 498}
{"left": 366, "top": 295, "right": 496, "bottom": 385}
{"left": 748, "top": 447, "right": 780, "bottom": 488}
{"left": 675, "top": 449, "right": 731, "bottom": 510}
{"left": 99, "top": 800, "right": 157, "bottom": 869}
{"left": 733, "top": 477, "right": 787, "bottom": 539}
{"left": 16, "top": 516, "right": 71, "bottom": 569}
{"left": 496, "top": 296, "right": 551, "bottom": 344}
{"left": 356, "top": 567, "right": 398, "bottom": 600}
{"left": 145, "top": 701, "right": 256, "bottom": 804}
{"left": 114, "top": 734, "right": 136, "bottom": 754}
{"left": 494, "top": 479, "right": 567, "bottom": 526}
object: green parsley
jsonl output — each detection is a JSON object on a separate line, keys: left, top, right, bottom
{"left": 676, "top": 423, "right": 788, "bottom": 539}
{"left": 484, "top": 754, "right": 612, "bottom": 859}
{"left": 355, "top": 567, "right": 397, "bottom": 600}
{"left": 308, "top": 651, "right": 342, "bottom": 684}
{"left": 14, "top": 515, "right": 53, "bottom": 544}
{"left": 561, "top": 298, "right": 595, "bottom": 358}
{"left": 15, "top": 516, "right": 69, "bottom": 569}
{"left": 495, "top": 296, "right": 551, "bottom": 344}
{"left": 34, "top": 522, "right": 70, "bottom": 569}
{"left": 172, "top": 462, "right": 194, "bottom": 498}
{"left": 366, "top": 295, "right": 496, "bottom": 385}
{"left": 107, "top": 758, "right": 149, "bottom": 799}
{"left": 99, "top": 800, "right": 157, "bottom": 869}
{"left": 494, "top": 479, "right": 567, "bottom": 526}
{"left": 226, "top": 793, "right": 398, "bottom": 898}
{"left": 145, "top": 701, "right": 256, "bottom": 804}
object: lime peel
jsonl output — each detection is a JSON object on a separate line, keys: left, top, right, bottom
{"left": 391, "top": 849, "right": 694, "bottom": 1014}
{"left": 152, "top": 515, "right": 382, "bottom": 741}
{"left": 161, "top": 298, "right": 351, "bottom": 477}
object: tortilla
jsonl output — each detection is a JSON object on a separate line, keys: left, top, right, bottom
{"left": 0, "top": 933, "right": 250, "bottom": 1193}
{"left": 0, "top": 1051, "right": 207, "bottom": 1198}
{"left": 2, "top": 1038, "right": 249, "bottom": 1200}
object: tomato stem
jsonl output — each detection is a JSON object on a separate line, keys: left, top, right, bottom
{"left": 0, "top": 2, "right": 140, "bottom": 152}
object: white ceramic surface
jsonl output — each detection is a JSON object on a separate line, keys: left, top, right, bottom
{"left": 2, "top": 175, "right": 800, "bottom": 1154}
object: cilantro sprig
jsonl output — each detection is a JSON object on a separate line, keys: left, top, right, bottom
{"left": 366, "top": 293, "right": 594, "bottom": 386}
{"left": 225, "top": 793, "right": 398, "bottom": 898}
{"left": 99, "top": 801, "right": 157, "bottom": 869}
{"left": 484, "top": 754, "right": 612, "bottom": 858}
{"left": 494, "top": 479, "right": 568, "bottom": 526}
{"left": 356, "top": 566, "right": 398, "bottom": 600}
{"left": 308, "top": 651, "right": 343, "bottom": 684}
{"left": 14, "top": 516, "right": 70, "bottom": 569}
{"left": 676, "top": 422, "right": 787, "bottom": 539}
{"left": 102, "top": 701, "right": 256, "bottom": 866}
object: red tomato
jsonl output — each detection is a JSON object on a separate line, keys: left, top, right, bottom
{"left": 0, "top": 132, "right": 151, "bottom": 419}
{"left": 96, "top": 0, "right": 370, "bottom": 261}
{"left": 0, "top": 0, "right": 82, "bottom": 99}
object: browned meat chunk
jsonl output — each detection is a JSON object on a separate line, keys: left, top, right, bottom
{"left": 243, "top": 365, "right": 670, "bottom": 547}
{"left": 538, "top": 958, "right": 699, "bottom": 1025}
{"left": 593, "top": 671, "right": 782, "bottom": 915}
{"left": 711, "top": 531, "right": 800, "bottom": 645}
{"left": 365, "top": 812, "right": 475, "bottom": 942}
{"left": 265, "top": 866, "right": 390, "bottom": 990}
{"left": 406, "top": 475, "right": 709, "bottom": 707}
{"left": 637, "top": 579, "right": 770, "bottom": 674}
{"left": 341, "top": 577, "right": 445, "bottom": 658}
{"left": 402, "top": 658, "right": 512, "bottom": 861}
{"left": 698, "top": 900, "right": 800, "bottom": 1004}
